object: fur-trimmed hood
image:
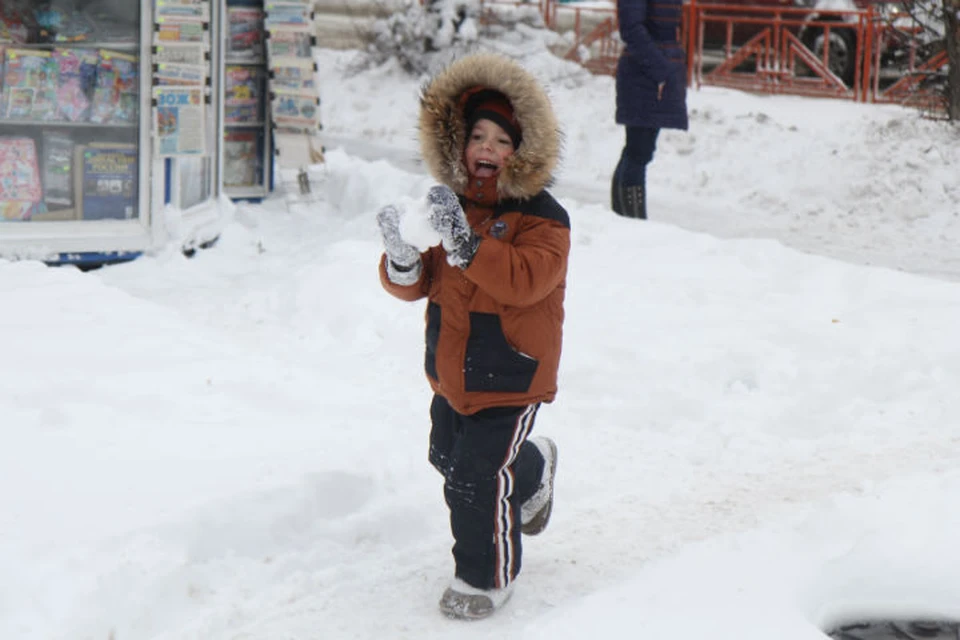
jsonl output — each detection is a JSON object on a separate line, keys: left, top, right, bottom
{"left": 418, "top": 53, "right": 561, "bottom": 200}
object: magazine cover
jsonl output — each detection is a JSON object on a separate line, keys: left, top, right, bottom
{"left": 154, "top": 62, "right": 205, "bottom": 86}
{"left": 224, "top": 65, "right": 263, "bottom": 122}
{"left": 264, "top": 3, "right": 312, "bottom": 28}
{"left": 2, "top": 48, "right": 60, "bottom": 121}
{"left": 225, "top": 103, "right": 260, "bottom": 123}
{"left": 154, "top": 86, "right": 206, "bottom": 156}
{"left": 41, "top": 131, "right": 75, "bottom": 207}
{"left": 271, "top": 90, "right": 319, "bottom": 130}
{"left": 76, "top": 143, "right": 138, "bottom": 221}
{"left": 155, "top": 0, "right": 210, "bottom": 21}
{"left": 54, "top": 48, "right": 97, "bottom": 122}
{"left": 0, "top": 136, "right": 43, "bottom": 221}
{"left": 226, "top": 8, "right": 264, "bottom": 62}
{"left": 155, "top": 18, "right": 207, "bottom": 44}
{"left": 268, "top": 57, "right": 316, "bottom": 93}
{"left": 153, "top": 43, "right": 207, "bottom": 66}
{"left": 265, "top": 27, "right": 312, "bottom": 59}
{"left": 90, "top": 50, "right": 139, "bottom": 125}
{"left": 223, "top": 129, "right": 262, "bottom": 187}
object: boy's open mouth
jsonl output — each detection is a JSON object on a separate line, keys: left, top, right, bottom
{"left": 474, "top": 160, "right": 500, "bottom": 178}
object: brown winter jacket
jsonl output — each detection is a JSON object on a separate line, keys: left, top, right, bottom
{"left": 379, "top": 54, "right": 570, "bottom": 415}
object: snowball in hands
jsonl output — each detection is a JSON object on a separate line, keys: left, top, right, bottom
{"left": 396, "top": 195, "right": 442, "bottom": 252}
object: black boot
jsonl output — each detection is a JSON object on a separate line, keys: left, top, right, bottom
{"left": 611, "top": 178, "right": 624, "bottom": 216}
{"left": 622, "top": 184, "right": 647, "bottom": 219}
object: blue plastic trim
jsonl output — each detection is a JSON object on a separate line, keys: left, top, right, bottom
{"left": 47, "top": 251, "right": 143, "bottom": 267}
{"left": 164, "top": 158, "right": 173, "bottom": 204}
{"left": 268, "top": 136, "right": 275, "bottom": 192}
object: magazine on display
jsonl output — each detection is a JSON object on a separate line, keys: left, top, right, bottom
{"left": 269, "top": 57, "right": 315, "bottom": 93}
{"left": 266, "top": 27, "right": 312, "bottom": 60}
{"left": 226, "top": 8, "right": 265, "bottom": 62}
{"left": 271, "top": 90, "right": 319, "bottom": 130}
{"left": 225, "top": 103, "right": 261, "bottom": 124}
{"left": 155, "top": 0, "right": 211, "bottom": 22}
{"left": 225, "top": 65, "right": 263, "bottom": 123}
{"left": 155, "top": 18, "right": 208, "bottom": 44}
{"left": 154, "top": 43, "right": 208, "bottom": 66}
{"left": 0, "top": 136, "right": 43, "bottom": 221}
{"left": 76, "top": 143, "right": 138, "bottom": 221}
{"left": 89, "top": 50, "right": 139, "bottom": 125}
{"left": 154, "top": 86, "right": 207, "bottom": 156}
{"left": 41, "top": 132, "right": 75, "bottom": 207}
{"left": 1, "top": 48, "right": 60, "bottom": 122}
{"left": 54, "top": 48, "right": 98, "bottom": 122}
{"left": 154, "top": 62, "right": 206, "bottom": 86}
{"left": 264, "top": 3, "right": 312, "bottom": 28}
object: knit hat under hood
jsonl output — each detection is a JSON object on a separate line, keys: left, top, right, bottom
{"left": 419, "top": 53, "right": 561, "bottom": 200}
{"left": 462, "top": 88, "right": 522, "bottom": 149}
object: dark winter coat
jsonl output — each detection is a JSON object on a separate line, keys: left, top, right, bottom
{"left": 379, "top": 54, "right": 570, "bottom": 415}
{"left": 615, "top": 0, "right": 689, "bottom": 130}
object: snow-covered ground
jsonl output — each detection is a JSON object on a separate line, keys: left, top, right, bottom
{"left": 2, "top": 36, "right": 959, "bottom": 640}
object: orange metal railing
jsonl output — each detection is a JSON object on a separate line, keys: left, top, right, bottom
{"left": 421, "top": 0, "right": 947, "bottom": 113}
{"left": 555, "top": 0, "right": 945, "bottom": 113}
{"left": 692, "top": 3, "right": 870, "bottom": 100}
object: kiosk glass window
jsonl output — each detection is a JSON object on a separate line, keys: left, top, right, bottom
{"left": 178, "top": 156, "right": 213, "bottom": 209}
{"left": 0, "top": 0, "right": 141, "bottom": 223}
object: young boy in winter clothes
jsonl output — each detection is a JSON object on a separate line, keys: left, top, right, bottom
{"left": 376, "top": 53, "right": 570, "bottom": 620}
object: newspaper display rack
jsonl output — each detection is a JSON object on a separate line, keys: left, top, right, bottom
{"left": 151, "top": 0, "right": 211, "bottom": 159}
{"left": 263, "top": 0, "right": 323, "bottom": 203}
{"left": 220, "top": 0, "right": 271, "bottom": 200}
{"left": 151, "top": 0, "right": 222, "bottom": 223}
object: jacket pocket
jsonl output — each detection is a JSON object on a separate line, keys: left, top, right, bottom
{"left": 425, "top": 302, "right": 440, "bottom": 380}
{"left": 464, "top": 313, "right": 538, "bottom": 393}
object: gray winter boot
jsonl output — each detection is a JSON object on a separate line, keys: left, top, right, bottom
{"left": 521, "top": 436, "right": 558, "bottom": 536}
{"left": 439, "top": 578, "right": 514, "bottom": 620}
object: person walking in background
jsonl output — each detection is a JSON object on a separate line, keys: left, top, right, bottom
{"left": 376, "top": 53, "right": 569, "bottom": 620}
{"left": 612, "top": 0, "right": 689, "bottom": 219}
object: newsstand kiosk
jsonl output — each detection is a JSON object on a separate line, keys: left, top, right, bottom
{"left": 0, "top": 0, "right": 230, "bottom": 266}
{"left": 220, "top": 0, "right": 323, "bottom": 204}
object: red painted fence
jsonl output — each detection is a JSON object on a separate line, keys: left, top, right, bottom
{"left": 475, "top": 0, "right": 948, "bottom": 114}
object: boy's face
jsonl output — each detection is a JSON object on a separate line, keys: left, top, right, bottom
{"left": 464, "top": 118, "right": 515, "bottom": 179}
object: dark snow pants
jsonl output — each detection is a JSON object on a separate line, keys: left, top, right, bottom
{"left": 428, "top": 394, "right": 545, "bottom": 591}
